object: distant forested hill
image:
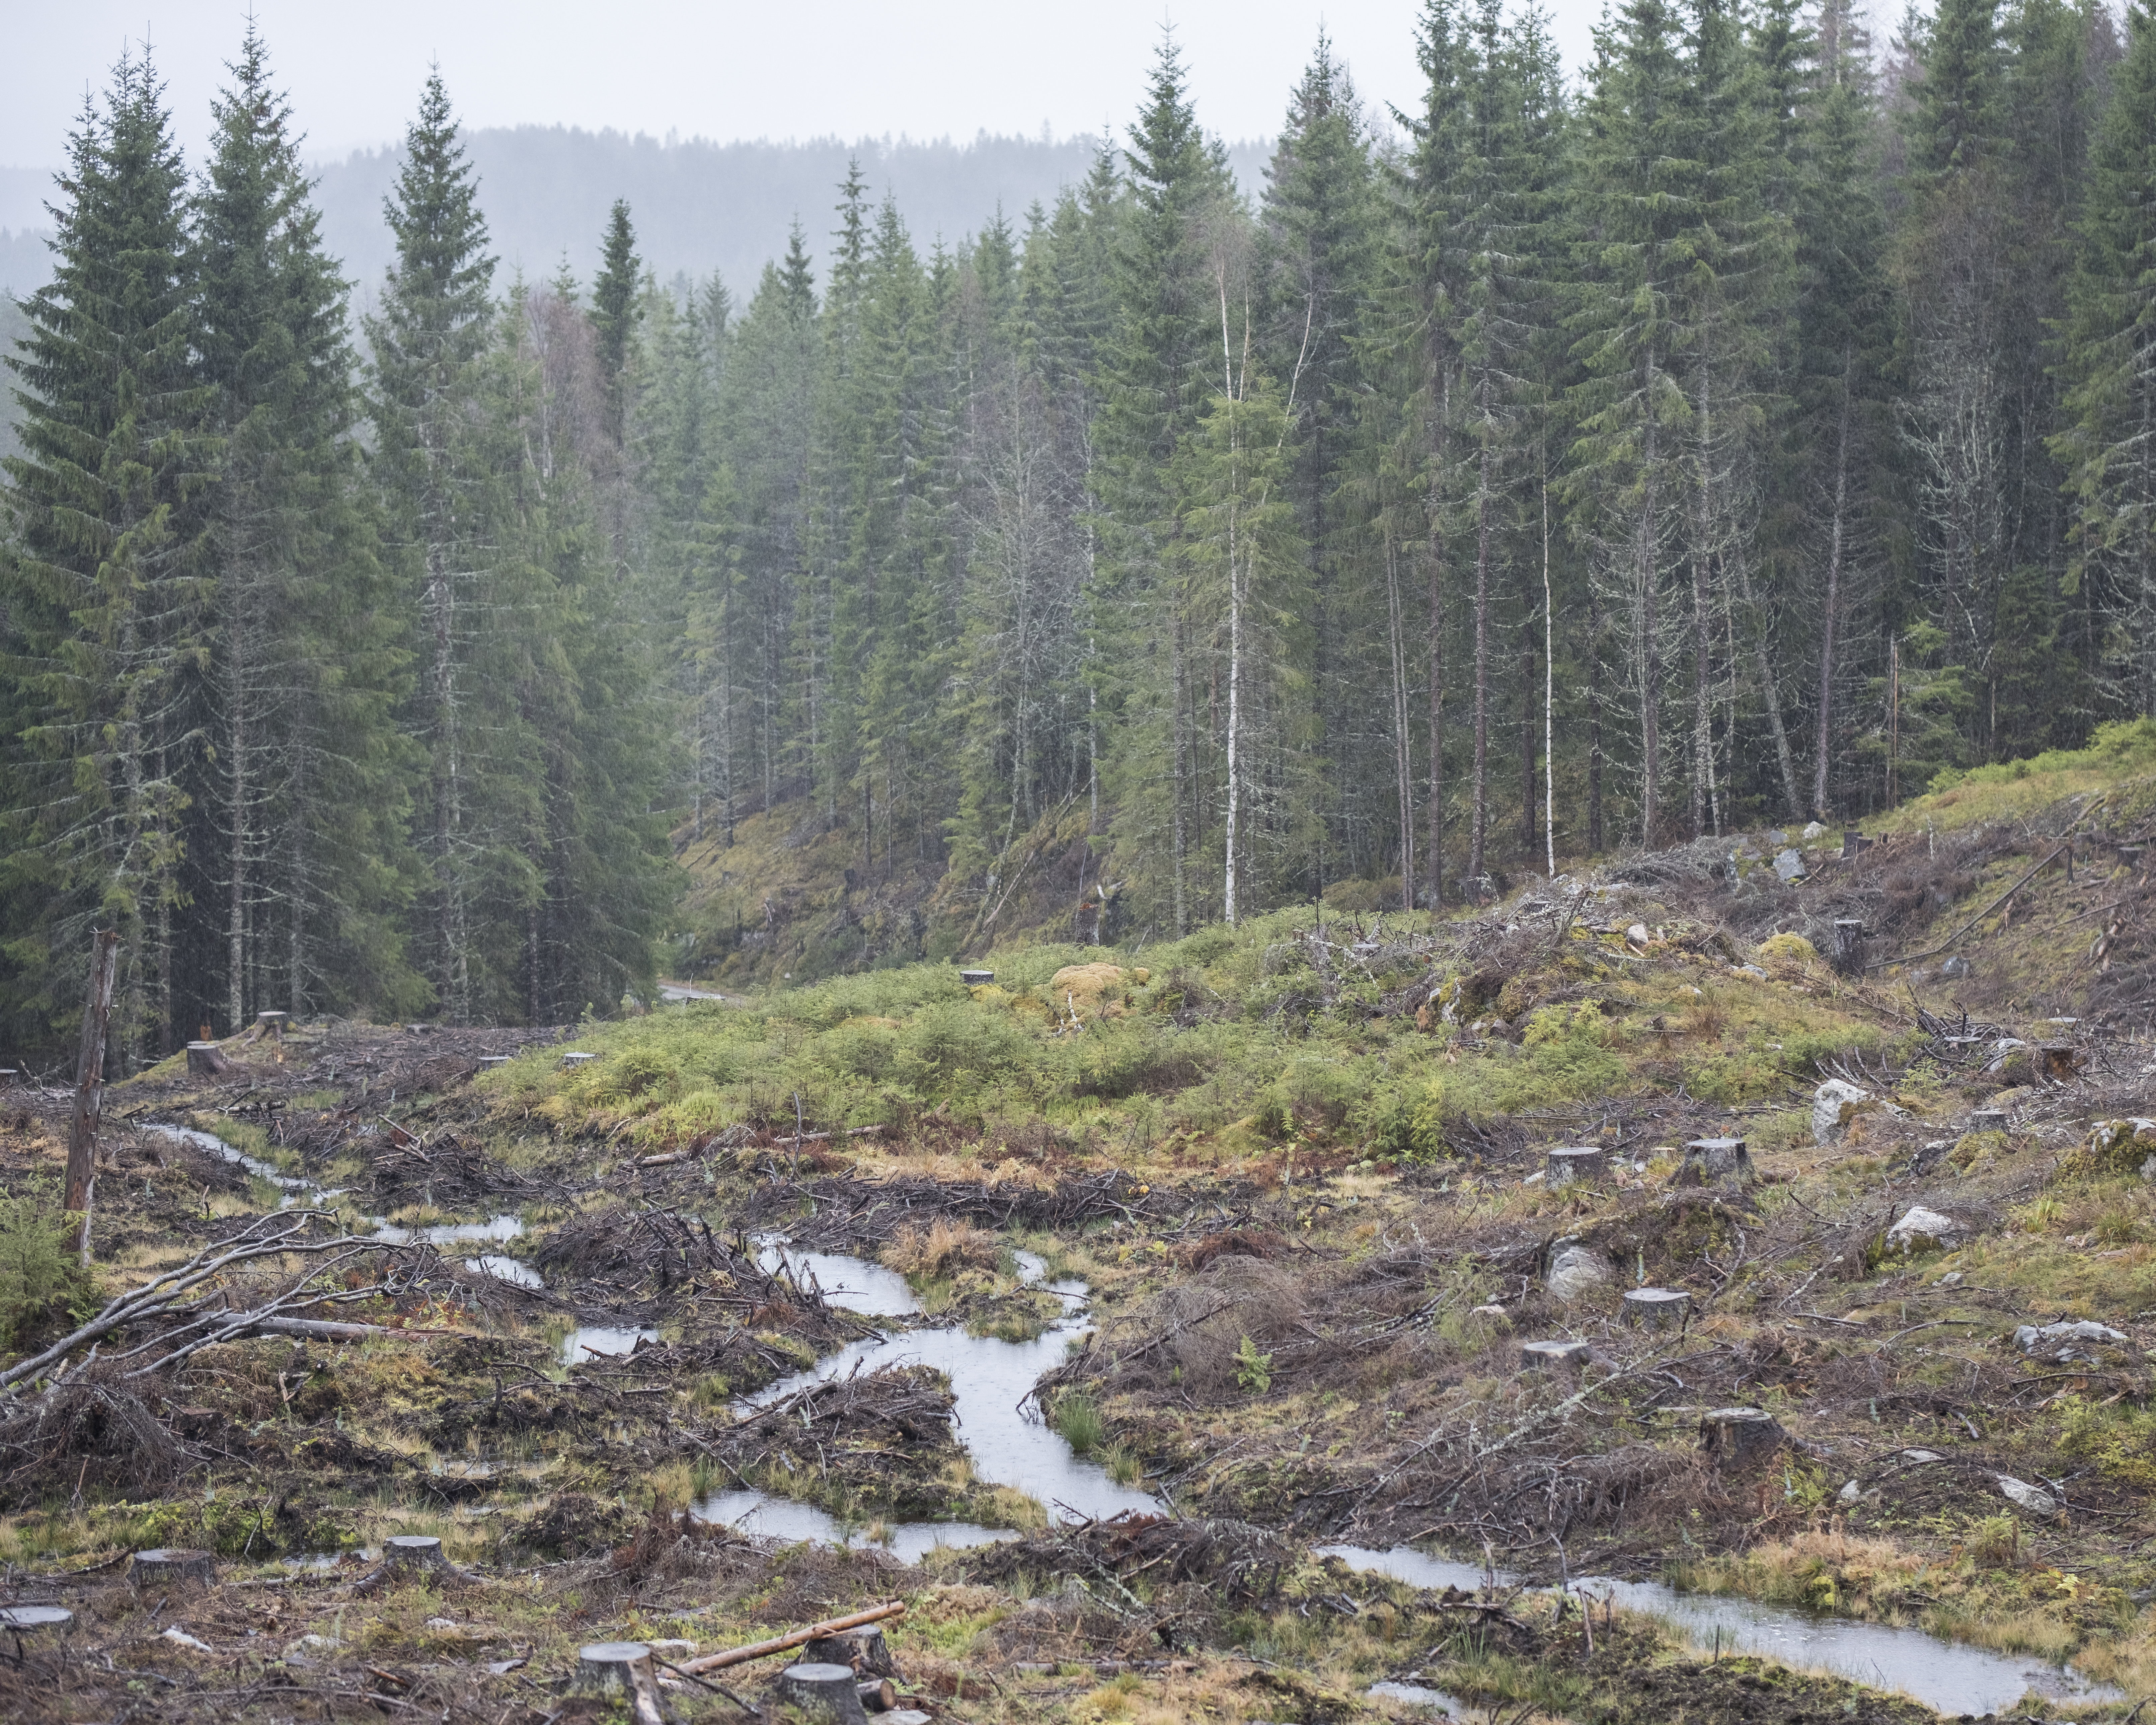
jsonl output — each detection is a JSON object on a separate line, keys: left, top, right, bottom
{"left": 0, "top": 129, "right": 1276, "bottom": 301}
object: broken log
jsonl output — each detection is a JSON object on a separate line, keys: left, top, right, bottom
{"left": 679, "top": 1601, "right": 907, "bottom": 1676}
{"left": 858, "top": 1676, "right": 899, "bottom": 1711}
{"left": 778, "top": 1663, "right": 870, "bottom": 1725}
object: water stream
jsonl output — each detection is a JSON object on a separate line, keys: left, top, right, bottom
{"left": 1317, "top": 1545, "right": 2122, "bottom": 1716}
{"left": 693, "top": 1247, "right": 1154, "bottom": 1547}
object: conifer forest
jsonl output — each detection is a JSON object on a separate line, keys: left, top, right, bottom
{"left": 7, "top": 0, "right": 2156, "bottom": 1065}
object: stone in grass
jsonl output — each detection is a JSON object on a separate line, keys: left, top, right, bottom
{"left": 2015, "top": 1319, "right": 2128, "bottom": 1363}
{"left": 1997, "top": 1476, "right": 2059, "bottom": 1518}
{"left": 1812, "top": 1078, "right": 1873, "bottom": 1145}
{"left": 1883, "top": 1206, "right": 1962, "bottom": 1255}
{"left": 1700, "top": 1407, "right": 1786, "bottom": 1467}
{"left": 1545, "top": 1243, "right": 1612, "bottom": 1303}
{"left": 1623, "top": 1288, "right": 1691, "bottom": 1331}
{"left": 778, "top": 1662, "right": 872, "bottom": 1725}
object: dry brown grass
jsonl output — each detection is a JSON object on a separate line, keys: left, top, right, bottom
{"left": 881, "top": 1218, "right": 1002, "bottom": 1279}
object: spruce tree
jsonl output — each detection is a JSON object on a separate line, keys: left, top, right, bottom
{"left": 591, "top": 197, "right": 639, "bottom": 445}
{"left": 365, "top": 71, "right": 497, "bottom": 1022}
{"left": 188, "top": 23, "right": 418, "bottom": 1030}
{"left": 2057, "top": 0, "right": 2156, "bottom": 717}
{"left": 0, "top": 47, "right": 212, "bottom": 1063}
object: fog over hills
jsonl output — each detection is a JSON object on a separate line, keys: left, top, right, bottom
{"left": 0, "top": 128, "right": 1278, "bottom": 303}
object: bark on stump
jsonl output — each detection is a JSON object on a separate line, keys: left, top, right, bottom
{"left": 1545, "top": 1146, "right": 1606, "bottom": 1188}
{"left": 1519, "top": 1340, "right": 1591, "bottom": 1371}
{"left": 1971, "top": 1108, "right": 2010, "bottom": 1133}
{"left": 0, "top": 1604, "right": 70, "bottom": 1663}
{"left": 1831, "top": 919, "right": 1867, "bottom": 972}
{"left": 1623, "top": 1288, "right": 1691, "bottom": 1331}
{"left": 1842, "top": 831, "right": 1872, "bottom": 860}
{"left": 858, "top": 1677, "right": 899, "bottom": 1712}
{"left": 777, "top": 1662, "right": 871, "bottom": 1725}
{"left": 256, "top": 1010, "right": 288, "bottom": 1036}
{"left": 185, "top": 1042, "right": 235, "bottom": 1077}
{"left": 561, "top": 1051, "right": 596, "bottom": 1066}
{"left": 577, "top": 1641, "right": 655, "bottom": 1693}
{"left": 804, "top": 1626, "right": 897, "bottom": 1677}
{"left": 383, "top": 1535, "right": 450, "bottom": 1578}
{"left": 2037, "top": 1044, "right": 2085, "bottom": 1081}
{"left": 1675, "top": 1137, "right": 1753, "bottom": 1189}
{"left": 1701, "top": 1407, "right": 1786, "bottom": 1467}
{"left": 131, "top": 1548, "right": 215, "bottom": 1589}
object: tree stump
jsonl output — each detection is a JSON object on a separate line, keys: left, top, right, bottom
{"left": 0, "top": 1604, "right": 70, "bottom": 1665}
{"left": 478, "top": 1055, "right": 511, "bottom": 1067}
{"left": 804, "top": 1625, "right": 898, "bottom": 1677}
{"left": 1842, "top": 831, "right": 1873, "bottom": 860}
{"left": 131, "top": 1548, "right": 215, "bottom": 1589}
{"left": 2037, "top": 1044, "right": 2086, "bottom": 1081}
{"left": 777, "top": 1662, "right": 871, "bottom": 1725}
{"left": 1830, "top": 919, "right": 1867, "bottom": 973}
{"left": 1623, "top": 1288, "right": 1691, "bottom": 1331}
{"left": 883, "top": 1714, "right": 933, "bottom": 1725}
{"left": 561, "top": 1051, "right": 597, "bottom": 1066}
{"left": 0, "top": 1069, "right": 18, "bottom": 1088}
{"left": 1701, "top": 1407, "right": 1785, "bottom": 1467}
{"left": 1971, "top": 1107, "right": 2010, "bottom": 1133}
{"left": 383, "top": 1535, "right": 450, "bottom": 1578}
{"left": 256, "top": 1010, "right": 288, "bottom": 1037}
{"left": 185, "top": 1041, "right": 234, "bottom": 1076}
{"left": 957, "top": 970, "right": 994, "bottom": 985}
{"left": 858, "top": 1676, "right": 900, "bottom": 1711}
{"left": 1675, "top": 1137, "right": 1753, "bottom": 1189}
{"left": 1519, "top": 1339, "right": 1592, "bottom": 1371}
{"left": 577, "top": 1641, "right": 655, "bottom": 1693}
{"left": 1545, "top": 1146, "right": 1606, "bottom": 1188}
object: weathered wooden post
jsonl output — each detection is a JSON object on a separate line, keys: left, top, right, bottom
{"left": 65, "top": 930, "right": 119, "bottom": 1267}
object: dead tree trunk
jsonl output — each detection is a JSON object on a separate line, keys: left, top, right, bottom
{"left": 65, "top": 930, "right": 120, "bottom": 1266}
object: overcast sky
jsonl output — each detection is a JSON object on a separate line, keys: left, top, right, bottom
{"left": 5, "top": 0, "right": 1616, "bottom": 172}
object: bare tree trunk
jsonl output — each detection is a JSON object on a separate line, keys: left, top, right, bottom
{"left": 1733, "top": 545, "right": 1804, "bottom": 820}
{"left": 1542, "top": 466, "right": 1556, "bottom": 877}
{"left": 1170, "top": 602, "right": 1188, "bottom": 936}
{"left": 1385, "top": 528, "right": 1415, "bottom": 909}
{"left": 1638, "top": 372, "right": 1663, "bottom": 846}
{"left": 1812, "top": 353, "right": 1853, "bottom": 819}
{"left": 1588, "top": 579, "right": 1605, "bottom": 854}
{"left": 1690, "top": 365, "right": 1714, "bottom": 840}
{"left": 66, "top": 930, "right": 120, "bottom": 1267}
{"left": 1470, "top": 428, "right": 1491, "bottom": 886}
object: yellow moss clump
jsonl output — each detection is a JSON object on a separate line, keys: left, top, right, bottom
{"left": 1754, "top": 932, "right": 1821, "bottom": 984}
{"left": 1049, "top": 962, "right": 1131, "bottom": 1019}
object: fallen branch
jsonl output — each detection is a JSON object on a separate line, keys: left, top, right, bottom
{"left": 677, "top": 1600, "right": 906, "bottom": 1675}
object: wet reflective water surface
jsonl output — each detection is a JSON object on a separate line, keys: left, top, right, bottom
{"left": 1318, "top": 1545, "right": 2121, "bottom": 1716}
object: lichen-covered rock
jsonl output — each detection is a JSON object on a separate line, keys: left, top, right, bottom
{"left": 1997, "top": 1476, "right": 2058, "bottom": 1518}
{"left": 1883, "top": 1206, "right": 1961, "bottom": 1254}
{"left": 1545, "top": 1243, "right": 1612, "bottom": 1303}
{"left": 2063, "top": 1117, "right": 2156, "bottom": 1177}
{"left": 2015, "top": 1319, "right": 2128, "bottom": 1362}
{"left": 1812, "top": 1078, "right": 1873, "bottom": 1145}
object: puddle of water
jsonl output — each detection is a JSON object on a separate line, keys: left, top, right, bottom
{"left": 693, "top": 1489, "right": 1019, "bottom": 1563}
{"left": 560, "top": 1324, "right": 658, "bottom": 1363}
{"left": 1012, "top": 1249, "right": 1088, "bottom": 1305}
{"left": 1366, "top": 1680, "right": 1470, "bottom": 1714}
{"left": 698, "top": 1249, "right": 1154, "bottom": 1547}
{"left": 1320, "top": 1546, "right": 2120, "bottom": 1716}
{"left": 372, "top": 1214, "right": 524, "bottom": 1246}
{"left": 149, "top": 1124, "right": 323, "bottom": 1207}
{"left": 467, "top": 1255, "right": 543, "bottom": 1291}
{"left": 755, "top": 1244, "right": 920, "bottom": 1316}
